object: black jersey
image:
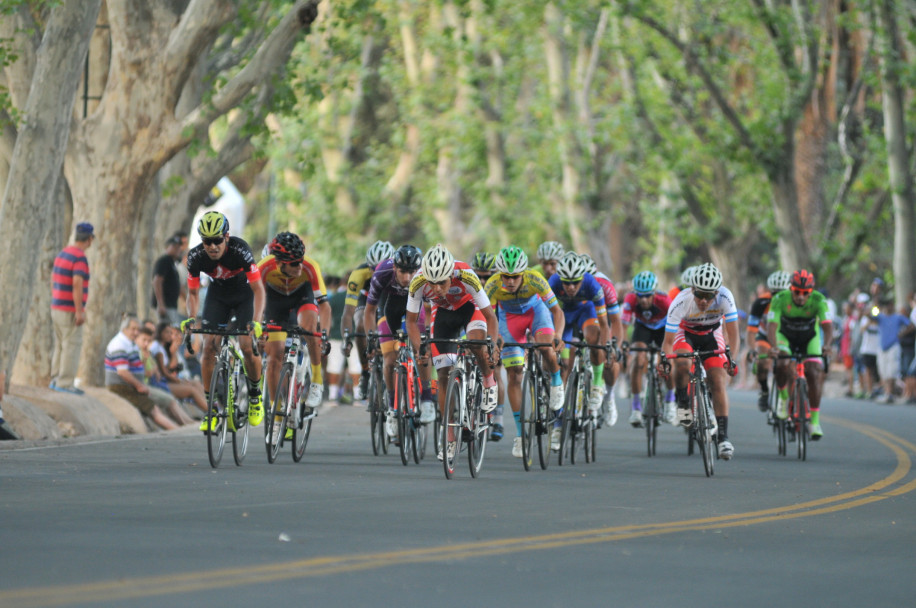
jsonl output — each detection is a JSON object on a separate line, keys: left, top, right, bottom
{"left": 186, "top": 236, "right": 261, "bottom": 291}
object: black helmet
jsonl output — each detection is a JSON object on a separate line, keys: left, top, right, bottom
{"left": 393, "top": 245, "right": 422, "bottom": 272}
{"left": 269, "top": 232, "right": 305, "bottom": 263}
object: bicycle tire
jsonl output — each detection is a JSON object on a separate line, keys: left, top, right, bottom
{"left": 410, "top": 372, "right": 425, "bottom": 464}
{"left": 468, "top": 379, "right": 487, "bottom": 478}
{"left": 292, "top": 366, "right": 312, "bottom": 463}
{"left": 536, "top": 368, "right": 552, "bottom": 470}
{"left": 231, "top": 367, "right": 249, "bottom": 466}
{"left": 797, "top": 378, "right": 808, "bottom": 461}
{"left": 396, "top": 370, "right": 410, "bottom": 466}
{"left": 520, "top": 367, "right": 536, "bottom": 471}
{"left": 581, "top": 371, "right": 594, "bottom": 464}
{"left": 266, "top": 363, "right": 293, "bottom": 463}
{"left": 558, "top": 370, "right": 577, "bottom": 466}
{"left": 442, "top": 371, "right": 463, "bottom": 479}
{"left": 368, "top": 366, "right": 381, "bottom": 456}
{"left": 645, "top": 374, "right": 658, "bottom": 457}
{"left": 206, "top": 362, "right": 229, "bottom": 468}
{"left": 697, "top": 383, "right": 715, "bottom": 477}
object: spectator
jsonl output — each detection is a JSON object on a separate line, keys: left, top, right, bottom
{"left": 151, "top": 235, "right": 184, "bottom": 325}
{"left": 105, "top": 314, "right": 187, "bottom": 430}
{"left": 50, "top": 222, "right": 94, "bottom": 395}
{"left": 875, "top": 298, "right": 910, "bottom": 403}
{"left": 839, "top": 301, "right": 860, "bottom": 397}
{"left": 326, "top": 273, "right": 361, "bottom": 403}
{"left": 858, "top": 307, "right": 880, "bottom": 399}
{"left": 904, "top": 294, "right": 916, "bottom": 404}
{"left": 150, "top": 322, "right": 208, "bottom": 415}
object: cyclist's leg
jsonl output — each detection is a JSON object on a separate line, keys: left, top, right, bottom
{"left": 499, "top": 310, "right": 527, "bottom": 435}
{"left": 803, "top": 331, "right": 825, "bottom": 436}
{"left": 298, "top": 302, "right": 325, "bottom": 408}
{"left": 773, "top": 330, "right": 795, "bottom": 414}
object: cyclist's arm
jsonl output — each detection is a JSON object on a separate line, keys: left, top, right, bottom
{"left": 481, "top": 305, "right": 499, "bottom": 346}
{"left": 250, "top": 279, "right": 266, "bottom": 323}
{"left": 608, "top": 311, "right": 624, "bottom": 346}
{"left": 186, "top": 286, "right": 200, "bottom": 320}
{"left": 319, "top": 300, "right": 331, "bottom": 334}
{"left": 341, "top": 303, "right": 356, "bottom": 334}
{"left": 725, "top": 319, "right": 740, "bottom": 353}
{"left": 363, "top": 302, "right": 379, "bottom": 334}
{"left": 406, "top": 310, "right": 423, "bottom": 356}
{"left": 821, "top": 320, "right": 834, "bottom": 354}
{"left": 549, "top": 303, "right": 565, "bottom": 343}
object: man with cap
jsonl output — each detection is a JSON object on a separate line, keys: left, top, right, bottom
{"left": 50, "top": 222, "right": 95, "bottom": 395}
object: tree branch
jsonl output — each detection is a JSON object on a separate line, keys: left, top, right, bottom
{"left": 207, "top": 4, "right": 272, "bottom": 75}
{"left": 0, "top": 4, "right": 41, "bottom": 110}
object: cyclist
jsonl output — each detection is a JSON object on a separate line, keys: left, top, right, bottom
{"left": 660, "top": 262, "right": 740, "bottom": 460}
{"left": 579, "top": 253, "right": 624, "bottom": 426}
{"left": 533, "top": 240, "right": 565, "bottom": 280}
{"left": 621, "top": 270, "right": 676, "bottom": 427}
{"left": 341, "top": 240, "right": 394, "bottom": 399}
{"left": 406, "top": 245, "right": 500, "bottom": 460}
{"left": 258, "top": 232, "right": 330, "bottom": 442}
{"left": 471, "top": 252, "right": 506, "bottom": 442}
{"left": 747, "top": 270, "right": 791, "bottom": 412}
{"left": 668, "top": 265, "right": 696, "bottom": 302}
{"left": 766, "top": 269, "right": 833, "bottom": 440}
{"left": 548, "top": 252, "right": 609, "bottom": 451}
{"left": 364, "top": 245, "right": 433, "bottom": 438}
{"left": 484, "top": 246, "right": 565, "bottom": 458}
{"left": 182, "top": 211, "right": 266, "bottom": 431}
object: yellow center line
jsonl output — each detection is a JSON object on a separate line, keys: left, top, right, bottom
{"left": 3, "top": 419, "right": 914, "bottom": 607}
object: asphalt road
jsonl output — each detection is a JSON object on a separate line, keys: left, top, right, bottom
{"left": 1, "top": 389, "right": 915, "bottom": 608}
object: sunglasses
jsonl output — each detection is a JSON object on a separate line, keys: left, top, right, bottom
{"left": 791, "top": 288, "right": 813, "bottom": 296}
{"left": 636, "top": 292, "right": 654, "bottom": 299}
{"left": 561, "top": 279, "right": 582, "bottom": 285}
{"left": 202, "top": 237, "right": 225, "bottom": 247}
{"left": 694, "top": 290, "right": 717, "bottom": 301}
{"left": 428, "top": 279, "right": 449, "bottom": 286}
{"left": 502, "top": 273, "right": 522, "bottom": 280}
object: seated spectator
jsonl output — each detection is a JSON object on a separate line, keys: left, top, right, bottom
{"left": 104, "top": 314, "right": 190, "bottom": 430}
{"left": 151, "top": 322, "right": 208, "bottom": 415}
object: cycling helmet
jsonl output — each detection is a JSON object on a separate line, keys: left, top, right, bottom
{"left": 556, "top": 251, "right": 587, "bottom": 282}
{"left": 393, "top": 245, "right": 422, "bottom": 272}
{"left": 495, "top": 246, "right": 528, "bottom": 274}
{"left": 366, "top": 240, "right": 394, "bottom": 267}
{"left": 537, "top": 240, "right": 565, "bottom": 262}
{"left": 421, "top": 244, "right": 455, "bottom": 282}
{"left": 691, "top": 262, "right": 723, "bottom": 291}
{"left": 471, "top": 251, "right": 497, "bottom": 273}
{"left": 633, "top": 271, "right": 658, "bottom": 294}
{"left": 269, "top": 231, "right": 304, "bottom": 263}
{"left": 579, "top": 253, "right": 597, "bottom": 275}
{"left": 766, "top": 270, "right": 792, "bottom": 292}
{"left": 197, "top": 211, "right": 229, "bottom": 238}
{"left": 680, "top": 265, "right": 696, "bottom": 287}
{"left": 791, "top": 269, "right": 815, "bottom": 290}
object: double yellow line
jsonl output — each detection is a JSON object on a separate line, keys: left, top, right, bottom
{"left": 4, "top": 419, "right": 914, "bottom": 607}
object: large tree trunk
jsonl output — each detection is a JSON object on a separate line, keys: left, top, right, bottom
{"left": 0, "top": 1, "right": 102, "bottom": 389}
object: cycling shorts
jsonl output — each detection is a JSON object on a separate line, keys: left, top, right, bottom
{"left": 498, "top": 298, "right": 554, "bottom": 368}
{"left": 264, "top": 284, "right": 318, "bottom": 343}
{"left": 632, "top": 324, "right": 665, "bottom": 349}
{"left": 672, "top": 329, "right": 728, "bottom": 370}
{"left": 430, "top": 301, "right": 487, "bottom": 370}
{"left": 201, "top": 282, "right": 254, "bottom": 329}
{"left": 776, "top": 327, "right": 822, "bottom": 360}
{"left": 562, "top": 301, "right": 598, "bottom": 342}
{"left": 378, "top": 298, "right": 426, "bottom": 355}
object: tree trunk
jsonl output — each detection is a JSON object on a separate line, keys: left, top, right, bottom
{"left": 0, "top": 1, "right": 102, "bottom": 388}
{"left": 878, "top": 0, "right": 915, "bottom": 306}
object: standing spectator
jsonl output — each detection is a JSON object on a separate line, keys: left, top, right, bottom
{"left": 839, "top": 301, "right": 860, "bottom": 397}
{"left": 858, "top": 307, "right": 880, "bottom": 399}
{"left": 875, "top": 298, "right": 911, "bottom": 403}
{"left": 50, "top": 222, "right": 94, "bottom": 395}
{"left": 105, "top": 314, "right": 184, "bottom": 430}
{"left": 900, "top": 294, "right": 916, "bottom": 403}
{"left": 151, "top": 236, "right": 184, "bottom": 325}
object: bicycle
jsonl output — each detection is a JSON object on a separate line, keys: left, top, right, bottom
{"left": 428, "top": 337, "right": 493, "bottom": 479}
{"left": 390, "top": 330, "right": 428, "bottom": 466}
{"left": 765, "top": 367, "right": 789, "bottom": 456}
{"left": 501, "top": 341, "right": 558, "bottom": 471}
{"left": 626, "top": 342, "right": 667, "bottom": 457}
{"left": 775, "top": 350, "right": 823, "bottom": 461}
{"left": 663, "top": 347, "right": 730, "bottom": 477}
{"left": 264, "top": 324, "right": 328, "bottom": 464}
{"left": 360, "top": 331, "right": 390, "bottom": 456}
{"left": 185, "top": 322, "right": 256, "bottom": 468}
{"left": 558, "top": 339, "right": 613, "bottom": 466}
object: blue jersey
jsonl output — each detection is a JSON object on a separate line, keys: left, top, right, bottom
{"left": 548, "top": 273, "right": 607, "bottom": 316}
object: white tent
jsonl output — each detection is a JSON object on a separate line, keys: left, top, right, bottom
{"left": 188, "top": 177, "right": 246, "bottom": 249}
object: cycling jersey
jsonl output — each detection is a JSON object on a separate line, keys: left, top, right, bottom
{"left": 621, "top": 291, "right": 671, "bottom": 330}
{"left": 406, "top": 262, "right": 490, "bottom": 313}
{"left": 345, "top": 263, "right": 375, "bottom": 308}
{"left": 257, "top": 254, "right": 327, "bottom": 302}
{"left": 665, "top": 286, "right": 739, "bottom": 335}
{"left": 187, "top": 236, "right": 260, "bottom": 290}
{"left": 548, "top": 273, "right": 607, "bottom": 316}
{"left": 592, "top": 270, "right": 621, "bottom": 316}
{"left": 747, "top": 293, "right": 772, "bottom": 338}
{"left": 484, "top": 270, "right": 558, "bottom": 314}
{"left": 366, "top": 258, "right": 410, "bottom": 306}
{"left": 767, "top": 290, "right": 829, "bottom": 334}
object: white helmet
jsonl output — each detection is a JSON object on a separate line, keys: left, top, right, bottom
{"left": 556, "top": 251, "right": 587, "bottom": 281}
{"left": 766, "top": 270, "right": 791, "bottom": 292}
{"left": 537, "top": 240, "right": 565, "bottom": 262}
{"left": 579, "top": 253, "right": 597, "bottom": 275}
{"left": 692, "top": 263, "right": 723, "bottom": 291}
{"left": 680, "top": 266, "right": 697, "bottom": 286}
{"left": 421, "top": 244, "right": 455, "bottom": 282}
{"left": 366, "top": 240, "right": 394, "bottom": 267}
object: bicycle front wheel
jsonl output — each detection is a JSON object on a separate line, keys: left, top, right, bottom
{"left": 442, "top": 372, "right": 463, "bottom": 479}
{"left": 519, "top": 367, "right": 536, "bottom": 471}
{"left": 537, "top": 373, "right": 552, "bottom": 470}
{"left": 267, "top": 363, "right": 293, "bottom": 464}
{"left": 396, "top": 370, "right": 411, "bottom": 466}
{"left": 645, "top": 375, "right": 659, "bottom": 457}
{"left": 468, "top": 382, "right": 487, "bottom": 479}
{"left": 206, "top": 362, "right": 229, "bottom": 468}
{"left": 796, "top": 378, "right": 809, "bottom": 461}
{"left": 410, "top": 371, "right": 425, "bottom": 464}
{"left": 231, "top": 369, "right": 249, "bottom": 466}
{"left": 697, "top": 384, "right": 715, "bottom": 477}
{"left": 558, "top": 370, "right": 578, "bottom": 466}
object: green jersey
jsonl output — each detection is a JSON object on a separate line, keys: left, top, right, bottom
{"left": 766, "top": 289, "right": 829, "bottom": 334}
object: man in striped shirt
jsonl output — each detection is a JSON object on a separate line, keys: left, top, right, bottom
{"left": 50, "top": 222, "right": 94, "bottom": 395}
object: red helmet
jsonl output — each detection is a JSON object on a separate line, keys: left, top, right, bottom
{"left": 791, "top": 269, "right": 815, "bottom": 290}
{"left": 269, "top": 232, "right": 304, "bottom": 263}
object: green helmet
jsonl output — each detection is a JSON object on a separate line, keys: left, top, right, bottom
{"left": 495, "top": 246, "right": 529, "bottom": 274}
{"left": 197, "top": 211, "right": 229, "bottom": 238}
{"left": 471, "top": 252, "right": 496, "bottom": 272}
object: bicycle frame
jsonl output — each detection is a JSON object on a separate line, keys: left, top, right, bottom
{"left": 559, "top": 339, "right": 612, "bottom": 466}
{"left": 776, "top": 350, "right": 821, "bottom": 461}
{"left": 502, "top": 341, "right": 557, "bottom": 471}
{"left": 627, "top": 343, "right": 666, "bottom": 457}
{"left": 392, "top": 330, "right": 425, "bottom": 465}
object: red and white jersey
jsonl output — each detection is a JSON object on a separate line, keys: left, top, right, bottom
{"left": 406, "top": 261, "right": 491, "bottom": 313}
{"left": 665, "top": 286, "right": 739, "bottom": 335}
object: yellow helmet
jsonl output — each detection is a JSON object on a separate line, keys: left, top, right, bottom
{"left": 197, "top": 211, "right": 229, "bottom": 238}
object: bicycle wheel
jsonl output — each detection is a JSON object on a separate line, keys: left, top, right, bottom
{"left": 581, "top": 372, "right": 594, "bottom": 464}
{"left": 397, "top": 370, "right": 411, "bottom": 466}
{"left": 442, "top": 371, "right": 463, "bottom": 479}
{"left": 410, "top": 372, "right": 425, "bottom": 464}
{"left": 644, "top": 375, "right": 659, "bottom": 457}
{"left": 536, "top": 371, "right": 552, "bottom": 470}
{"left": 267, "top": 363, "right": 293, "bottom": 464}
{"left": 796, "top": 378, "right": 808, "bottom": 461}
{"left": 468, "top": 381, "right": 487, "bottom": 478}
{"left": 206, "top": 361, "right": 229, "bottom": 468}
{"left": 697, "top": 383, "right": 715, "bottom": 477}
{"left": 368, "top": 367, "right": 381, "bottom": 456}
{"left": 558, "top": 370, "right": 578, "bottom": 466}
{"left": 292, "top": 365, "right": 312, "bottom": 463}
{"left": 231, "top": 366, "right": 249, "bottom": 466}
{"left": 519, "top": 367, "right": 536, "bottom": 471}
